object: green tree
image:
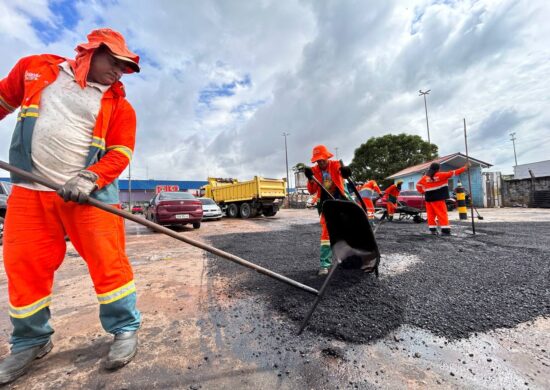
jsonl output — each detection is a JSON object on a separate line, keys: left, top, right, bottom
{"left": 349, "top": 134, "right": 437, "bottom": 187}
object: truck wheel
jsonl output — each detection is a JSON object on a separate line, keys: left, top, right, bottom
{"left": 227, "top": 203, "right": 239, "bottom": 218}
{"left": 240, "top": 203, "right": 252, "bottom": 219}
{"left": 263, "top": 208, "right": 276, "bottom": 217}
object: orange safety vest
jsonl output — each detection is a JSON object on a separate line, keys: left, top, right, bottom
{"left": 416, "top": 166, "right": 467, "bottom": 202}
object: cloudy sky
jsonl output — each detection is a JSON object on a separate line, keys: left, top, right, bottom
{"left": 1, "top": 0, "right": 548, "bottom": 182}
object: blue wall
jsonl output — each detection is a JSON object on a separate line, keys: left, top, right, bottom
{"left": 394, "top": 164, "right": 484, "bottom": 207}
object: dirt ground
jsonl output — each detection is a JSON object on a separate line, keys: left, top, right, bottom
{"left": 0, "top": 207, "right": 549, "bottom": 389}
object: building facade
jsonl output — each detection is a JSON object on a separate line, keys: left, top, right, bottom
{"left": 386, "top": 153, "right": 492, "bottom": 207}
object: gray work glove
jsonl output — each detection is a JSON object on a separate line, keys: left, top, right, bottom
{"left": 57, "top": 170, "right": 99, "bottom": 204}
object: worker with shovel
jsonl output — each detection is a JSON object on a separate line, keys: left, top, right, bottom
{"left": 382, "top": 180, "right": 403, "bottom": 221}
{"left": 416, "top": 162, "right": 469, "bottom": 236}
{"left": 304, "top": 145, "right": 352, "bottom": 276}
{"left": 0, "top": 29, "right": 141, "bottom": 384}
{"left": 359, "top": 180, "right": 382, "bottom": 224}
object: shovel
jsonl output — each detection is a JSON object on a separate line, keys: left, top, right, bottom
{"left": 0, "top": 160, "right": 318, "bottom": 296}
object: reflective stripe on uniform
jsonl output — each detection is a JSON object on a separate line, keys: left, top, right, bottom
{"left": 107, "top": 145, "right": 133, "bottom": 160}
{"left": 0, "top": 94, "right": 17, "bottom": 113}
{"left": 9, "top": 295, "right": 52, "bottom": 319}
{"left": 97, "top": 280, "right": 136, "bottom": 305}
{"left": 91, "top": 136, "right": 106, "bottom": 150}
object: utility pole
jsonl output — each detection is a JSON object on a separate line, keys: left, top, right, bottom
{"left": 282, "top": 132, "right": 290, "bottom": 195}
{"left": 419, "top": 89, "right": 432, "bottom": 156}
{"left": 334, "top": 147, "right": 339, "bottom": 159}
{"left": 510, "top": 132, "right": 518, "bottom": 167}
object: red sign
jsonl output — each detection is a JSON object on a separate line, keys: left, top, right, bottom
{"left": 155, "top": 185, "right": 180, "bottom": 194}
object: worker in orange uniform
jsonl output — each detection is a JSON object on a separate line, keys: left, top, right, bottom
{"left": 304, "top": 145, "right": 352, "bottom": 276}
{"left": 359, "top": 180, "right": 382, "bottom": 224}
{"left": 383, "top": 181, "right": 403, "bottom": 221}
{"left": 0, "top": 29, "right": 141, "bottom": 384}
{"left": 416, "top": 162, "right": 469, "bottom": 236}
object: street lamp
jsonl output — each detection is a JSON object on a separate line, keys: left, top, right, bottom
{"left": 419, "top": 89, "right": 431, "bottom": 148}
{"left": 282, "top": 132, "right": 290, "bottom": 195}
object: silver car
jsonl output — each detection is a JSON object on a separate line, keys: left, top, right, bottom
{"left": 198, "top": 197, "right": 223, "bottom": 221}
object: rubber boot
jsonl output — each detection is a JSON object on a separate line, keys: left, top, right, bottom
{"left": 0, "top": 340, "right": 53, "bottom": 385}
{"left": 104, "top": 331, "right": 138, "bottom": 370}
{"left": 429, "top": 228, "right": 438, "bottom": 236}
{"left": 441, "top": 228, "right": 451, "bottom": 236}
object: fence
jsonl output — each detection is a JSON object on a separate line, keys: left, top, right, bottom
{"left": 501, "top": 175, "right": 550, "bottom": 208}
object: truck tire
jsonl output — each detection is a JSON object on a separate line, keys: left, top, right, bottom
{"left": 227, "top": 203, "right": 239, "bottom": 218}
{"left": 240, "top": 203, "right": 252, "bottom": 219}
{"left": 263, "top": 207, "right": 277, "bottom": 217}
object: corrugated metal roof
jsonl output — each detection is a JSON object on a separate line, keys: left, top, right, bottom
{"left": 513, "top": 160, "right": 550, "bottom": 179}
{"left": 387, "top": 152, "right": 492, "bottom": 179}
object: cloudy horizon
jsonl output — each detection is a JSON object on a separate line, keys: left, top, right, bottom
{"left": 1, "top": 0, "right": 548, "bottom": 183}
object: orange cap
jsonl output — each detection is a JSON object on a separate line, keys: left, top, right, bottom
{"left": 310, "top": 145, "right": 334, "bottom": 163}
{"left": 76, "top": 28, "right": 140, "bottom": 73}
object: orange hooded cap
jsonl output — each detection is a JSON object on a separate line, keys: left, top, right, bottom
{"left": 310, "top": 145, "right": 334, "bottom": 163}
{"left": 69, "top": 28, "right": 140, "bottom": 88}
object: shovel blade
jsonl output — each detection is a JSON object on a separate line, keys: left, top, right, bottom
{"left": 322, "top": 200, "right": 381, "bottom": 273}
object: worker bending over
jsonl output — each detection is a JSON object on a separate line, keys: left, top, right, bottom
{"left": 383, "top": 181, "right": 402, "bottom": 221}
{"left": 359, "top": 180, "right": 382, "bottom": 224}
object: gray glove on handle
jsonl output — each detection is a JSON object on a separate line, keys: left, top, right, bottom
{"left": 57, "top": 170, "right": 99, "bottom": 204}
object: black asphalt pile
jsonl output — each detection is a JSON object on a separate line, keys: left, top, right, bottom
{"left": 206, "top": 220, "right": 550, "bottom": 343}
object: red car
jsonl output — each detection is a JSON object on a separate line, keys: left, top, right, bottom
{"left": 374, "top": 190, "right": 457, "bottom": 211}
{"left": 131, "top": 205, "right": 143, "bottom": 214}
{"left": 145, "top": 192, "right": 203, "bottom": 229}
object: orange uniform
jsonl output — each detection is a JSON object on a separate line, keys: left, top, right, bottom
{"left": 417, "top": 165, "right": 467, "bottom": 234}
{"left": 383, "top": 183, "right": 401, "bottom": 219}
{"left": 0, "top": 30, "right": 141, "bottom": 353}
{"left": 359, "top": 180, "right": 381, "bottom": 220}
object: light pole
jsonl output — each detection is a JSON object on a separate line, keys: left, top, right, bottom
{"left": 510, "top": 132, "right": 518, "bottom": 167}
{"left": 419, "top": 89, "right": 431, "bottom": 149}
{"left": 334, "top": 147, "right": 339, "bottom": 160}
{"left": 282, "top": 132, "right": 290, "bottom": 195}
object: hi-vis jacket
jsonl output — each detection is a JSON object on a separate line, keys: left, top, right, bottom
{"left": 416, "top": 166, "right": 467, "bottom": 202}
{"left": 0, "top": 54, "right": 136, "bottom": 204}
{"left": 307, "top": 160, "right": 347, "bottom": 200}
{"left": 360, "top": 180, "right": 381, "bottom": 197}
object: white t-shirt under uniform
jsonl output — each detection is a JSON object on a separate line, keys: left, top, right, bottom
{"left": 18, "top": 61, "right": 109, "bottom": 191}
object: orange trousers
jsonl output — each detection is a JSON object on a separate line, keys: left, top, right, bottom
{"left": 3, "top": 186, "right": 140, "bottom": 352}
{"left": 425, "top": 200, "right": 449, "bottom": 230}
{"left": 386, "top": 201, "right": 397, "bottom": 217}
{"left": 363, "top": 198, "right": 375, "bottom": 220}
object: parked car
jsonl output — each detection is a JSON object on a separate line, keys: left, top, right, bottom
{"left": 145, "top": 192, "right": 203, "bottom": 229}
{"left": 375, "top": 190, "right": 457, "bottom": 211}
{"left": 0, "top": 181, "right": 13, "bottom": 246}
{"left": 131, "top": 204, "right": 143, "bottom": 214}
{"left": 198, "top": 197, "right": 223, "bottom": 221}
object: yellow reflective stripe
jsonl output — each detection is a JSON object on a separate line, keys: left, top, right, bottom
{"left": 21, "top": 104, "right": 39, "bottom": 109}
{"left": 107, "top": 145, "right": 133, "bottom": 161}
{"left": 91, "top": 143, "right": 106, "bottom": 150}
{"left": 92, "top": 136, "right": 105, "bottom": 145}
{"left": 320, "top": 240, "right": 330, "bottom": 245}
{"left": 97, "top": 281, "right": 136, "bottom": 305}
{"left": 20, "top": 112, "right": 39, "bottom": 118}
{"left": 0, "top": 94, "right": 16, "bottom": 112}
{"left": 9, "top": 295, "right": 52, "bottom": 319}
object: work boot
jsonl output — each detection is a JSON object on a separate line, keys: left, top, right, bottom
{"left": 429, "top": 228, "right": 438, "bottom": 236}
{"left": 317, "top": 268, "right": 329, "bottom": 276}
{"left": 104, "top": 331, "right": 138, "bottom": 370}
{"left": 0, "top": 340, "right": 53, "bottom": 385}
{"left": 441, "top": 228, "right": 451, "bottom": 236}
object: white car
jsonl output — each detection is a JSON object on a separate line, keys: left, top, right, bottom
{"left": 198, "top": 198, "right": 223, "bottom": 220}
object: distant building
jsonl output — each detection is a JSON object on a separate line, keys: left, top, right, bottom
{"left": 513, "top": 160, "right": 550, "bottom": 179}
{"left": 387, "top": 153, "right": 492, "bottom": 207}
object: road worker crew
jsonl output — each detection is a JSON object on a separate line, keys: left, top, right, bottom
{"left": 304, "top": 145, "right": 352, "bottom": 276}
{"left": 359, "top": 180, "right": 382, "bottom": 223}
{"left": 416, "top": 162, "right": 469, "bottom": 236}
{"left": 0, "top": 29, "right": 141, "bottom": 384}
{"left": 383, "top": 181, "right": 402, "bottom": 221}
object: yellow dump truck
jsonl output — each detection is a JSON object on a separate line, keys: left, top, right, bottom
{"left": 200, "top": 176, "right": 286, "bottom": 218}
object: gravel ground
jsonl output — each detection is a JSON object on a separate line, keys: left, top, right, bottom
{"left": 207, "top": 220, "right": 550, "bottom": 343}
